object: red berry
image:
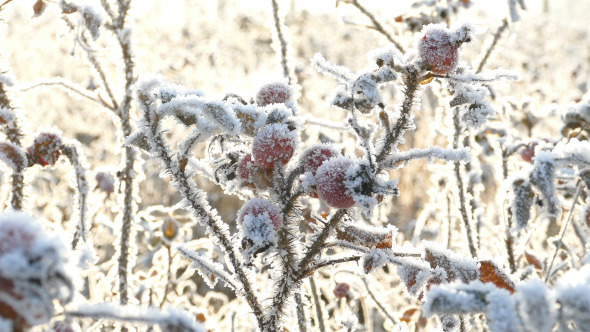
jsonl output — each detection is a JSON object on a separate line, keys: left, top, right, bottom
{"left": 301, "top": 144, "right": 340, "bottom": 176}
{"left": 256, "top": 82, "right": 292, "bottom": 106}
{"left": 418, "top": 25, "right": 459, "bottom": 75}
{"left": 252, "top": 124, "right": 298, "bottom": 169}
{"left": 333, "top": 282, "right": 351, "bottom": 299}
{"left": 520, "top": 142, "right": 537, "bottom": 163}
{"left": 95, "top": 171, "right": 115, "bottom": 194}
{"left": 238, "top": 153, "right": 254, "bottom": 181}
{"left": 238, "top": 198, "right": 283, "bottom": 231}
{"left": 27, "top": 132, "right": 63, "bottom": 167}
{"left": 315, "top": 157, "right": 355, "bottom": 209}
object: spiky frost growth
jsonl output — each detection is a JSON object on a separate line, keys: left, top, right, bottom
{"left": 0, "top": 212, "right": 74, "bottom": 327}
{"left": 60, "top": 0, "right": 104, "bottom": 40}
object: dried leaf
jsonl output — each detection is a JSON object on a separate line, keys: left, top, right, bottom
{"left": 525, "top": 251, "right": 544, "bottom": 269}
{"left": 420, "top": 73, "right": 435, "bottom": 85}
{"left": 0, "top": 142, "right": 27, "bottom": 172}
{"left": 401, "top": 307, "right": 419, "bottom": 323}
{"left": 479, "top": 260, "right": 515, "bottom": 293}
{"left": 336, "top": 224, "right": 393, "bottom": 249}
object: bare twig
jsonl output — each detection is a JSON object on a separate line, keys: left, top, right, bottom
{"left": 349, "top": 0, "right": 405, "bottom": 53}
{"left": 545, "top": 181, "right": 584, "bottom": 282}
{"left": 19, "top": 78, "right": 115, "bottom": 110}
{"left": 476, "top": 18, "right": 509, "bottom": 74}
{"left": 309, "top": 276, "right": 326, "bottom": 332}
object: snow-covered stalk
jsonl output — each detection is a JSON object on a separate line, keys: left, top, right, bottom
{"left": 66, "top": 304, "right": 205, "bottom": 332}
{"left": 61, "top": 144, "right": 90, "bottom": 249}
{"left": 136, "top": 90, "right": 265, "bottom": 329}
{"left": 376, "top": 70, "right": 420, "bottom": 163}
{"left": 0, "top": 76, "right": 25, "bottom": 210}
{"left": 309, "top": 276, "right": 326, "bottom": 332}
{"left": 453, "top": 107, "right": 477, "bottom": 257}
{"left": 270, "top": 0, "right": 295, "bottom": 85}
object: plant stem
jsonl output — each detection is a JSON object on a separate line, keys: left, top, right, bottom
{"left": 545, "top": 181, "right": 583, "bottom": 282}
{"left": 309, "top": 276, "right": 326, "bottom": 332}
{"left": 349, "top": 0, "right": 405, "bottom": 53}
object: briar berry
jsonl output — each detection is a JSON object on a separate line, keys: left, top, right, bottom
{"left": 256, "top": 82, "right": 292, "bottom": 106}
{"left": 520, "top": 142, "right": 538, "bottom": 163}
{"left": 333, "top": 282, "right": 351, "bottom": 299}
{"left": 27, "top": 132, "right": 63, "bottom": 167}
{"left": 95, "top": 171, "right": 115, "bottom": 194}
{"left": 252, "top": 123, "right": 298, "bottom": 169}
{"left": 315, "top": 157, "right": 355, "bottom": 209}
{"left": 237, "top": 198, "right": 283, "bottom": 232}
{"left": 301, "top": 144, "right": 340, "bottom": 176}
{"left": 418, "top": 24, "right": 471, "bottom": 75}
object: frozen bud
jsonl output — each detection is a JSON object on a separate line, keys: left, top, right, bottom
{"left": 27, "top": 132, "right": 63, "bottom": 167}
{"left": 316, "top": 157, "right": 355, "bottom": 209}
{"left": 95, "top": 171, "right": 115, "bottom": 194}
{"left": 256, "top": 82, "right": 292, "bottom": 106}
{"left": 300, "top": 144, "right": 340, "bottom": 176}
{"left": 333, "top": 282, "right": 351, "bottom": 299}
{"left": 418, "top": 24, "right": 460, "bottom": 75}
{"left": 0, "top": 212, "right": 73, "bottom": 327}
{"left": 252, "top": 123, "right": 298, "bottom": 169}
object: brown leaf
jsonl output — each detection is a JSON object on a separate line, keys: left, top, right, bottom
{"left": 400, "top": 307, "right": 419, "bottom": 323}
{"left": 336, "top": 225, "right": 393, "bottom": 249}
{"left": 33, "top": 0, "right": 46, "bottom": 17}
{"left": 479, "top": 260, "right": 515, "bottom": 293}
{"left": 525, "top": 251, "right": 544, "bottom": 269}
{"left": 424, "top": 246, "right": 478, "bottom": 283}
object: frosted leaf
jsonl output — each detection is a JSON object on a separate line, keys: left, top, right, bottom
{"left": 396, "top": 259, "right": 434, "bottom": 297}
{"left": 335, "top": 223, "right": 397, "bottom": 249}
{"left": 423, "top": 241, "right": 479, "bottom": 283}
{"left": 351, "top": 73, "right": 382, "bottom": 114}
{"left": 336, "top": 311, "right": 359, "bottom": 331}
{"left": 81, "top": 4, "right": 103, "bottom": 40}
{"left": 510, "top": 177, "right": 534, "bottom": 231}
{"left": 361, "top": 248, "right": 389, "bottom": 274}
{"left": 233, "top": 103, "right": 267, "bottom": 136}
{"left": 423, "top": 282, "right": 491, "bottom": 316}
{"left": 485, "top": 289, "right": 522, "bottom": 332}
{"left": 509, "top": 0, "right": 527, "bottom": 23}
{"left": 368, "top": 45, "right": 403, "bottom": 68}
{"left": 515, "top": 279, "right": 555, "bottom": 332}
{"left": 530, "top": 157, "right": 560, "bottom": 216}
{"left": 461, "top": 101, "right": 495, "bottom": 128}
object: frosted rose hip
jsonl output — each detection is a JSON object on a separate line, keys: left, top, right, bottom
{"left": 252, "top": 123, "right": 298, "bottom": 169}
{"left": 238, "top": 198, "right": 283, "bottom": 231}
{"left": 316, "top": 157, "right": 355, "bottom": 209}
{"left": 256, "top": 82, "right": 292, "bottom": 106}
{"left": 301, "top": 144, "right": 340, "bottom": 175}
{"left": 418, "top": 26, "right": 459, "bottom": 75}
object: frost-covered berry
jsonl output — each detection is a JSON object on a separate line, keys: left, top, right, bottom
{"left": 238, "top": 198, "right": 283, "bottom": 231}
{"left": 333, "top": 282, "right": 351, "bottom": 299}
{"left": 238, "top": 198, "right": 283, "bottom": 257}
{"left": 418, "top": 25, "right": 460, "bottom": 75}
{"left": 301, "top": 144, "right": 340, "bottom": 175}
{"left": 521, "top": 142, "right": 538, "bottom": 163}
{"left": 252, "top": 123, "right": 298, "bottom": 169}
{"left": 27, "top": 132, "right": 63, "bottom": 167}
{"left": 256, "top": 82, "right": 292, "bottom": 106}
{"left": 238, "top": 153, "right": 254, "bottom": 181}
{"left": 95, "top": 171, "right": 115, "bottom": 194}
{"left": 316, "top": 157, "right": 355, "bottom": 209}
